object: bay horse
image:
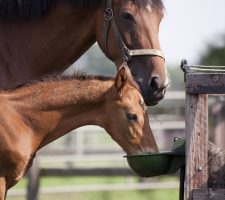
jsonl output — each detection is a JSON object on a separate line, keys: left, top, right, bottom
{"left": 0, "top": 0, "right": 169, "bottom": 106}
{"left": 0, "top": 65, "right": 158, "bottom": 199}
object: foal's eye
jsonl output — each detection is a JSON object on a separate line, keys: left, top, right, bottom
{"left": 122, "top": 12, "right": 135, "bottom": 23}
{"left": 126, "top": 113, "right": 138, "bottom": 123}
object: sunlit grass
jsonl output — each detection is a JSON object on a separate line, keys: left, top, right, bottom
{"left": 8, "top": 190, "right": 179, "bottom": 200}
{"left": 8, "top": 176, "right": 179, "bottom": 200}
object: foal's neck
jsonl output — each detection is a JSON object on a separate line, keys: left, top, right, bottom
{"left": 4, "top": 76, "right": 115, "bottom": 148}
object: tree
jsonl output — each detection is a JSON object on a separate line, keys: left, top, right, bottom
{"left": 65, "top": 43, "right": 116, "bottom": 76}
{"left": 199, "top": 35, "right": 225, "bottom": 149}
{"left": 200, "top": 35, "right": 225, "bottom": 66}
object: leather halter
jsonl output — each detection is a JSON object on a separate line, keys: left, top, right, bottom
{"left": 102, "top": 0, "right": 165, "bottom": 62}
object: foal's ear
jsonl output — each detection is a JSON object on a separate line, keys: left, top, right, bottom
{"left": 115, "top": 65, "right": 128, "bottom": 94}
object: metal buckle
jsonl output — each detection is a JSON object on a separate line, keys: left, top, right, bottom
{"left": 122, "top": 48, "right": 131, "bottom": 62}
{"left": 104, "top": 8, "right": 113, "bottom": 21}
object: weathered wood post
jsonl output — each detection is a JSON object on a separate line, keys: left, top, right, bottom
{"left": 211, "top": 102, "right": 225, "bottom": 149}
{"left": 181, "top": 60, "right": 225, "bottom": 199}
{"left": 185, "top": 93, "right": 208, "bottom": 199}
{"left": 27, "top": 157, "right": 40, "bottom": 200}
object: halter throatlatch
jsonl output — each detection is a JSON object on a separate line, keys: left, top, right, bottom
{"left": 102, "top": 0, "right": 165, "bottom": 62}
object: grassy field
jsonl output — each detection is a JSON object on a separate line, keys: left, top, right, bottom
{"left": 8, "top": 190, "right": 179, "bottom": 200}
{"left": 7, "top": 176, "right": 180, "bottom": 200}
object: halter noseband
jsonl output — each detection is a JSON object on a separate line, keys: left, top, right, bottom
{"left": 102, "top": 0, "right": 165, "bottom": 63}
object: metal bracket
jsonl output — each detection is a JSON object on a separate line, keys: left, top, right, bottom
{"left": 180, "top": 59, "right": 190, "bottom": 74}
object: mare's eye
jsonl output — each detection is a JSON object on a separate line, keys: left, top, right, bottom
{"left": 126, "top": 113, "right": 138, "bottom": 123}
{"left": 122, "top": 12, "right": 135, "bottom": 22}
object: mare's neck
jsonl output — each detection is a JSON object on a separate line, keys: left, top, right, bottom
{"left": 0, "top": 2, "right": 99, "bottom": 89}
{"left": 6, "top": 77, "right": 114, "bottom": 149}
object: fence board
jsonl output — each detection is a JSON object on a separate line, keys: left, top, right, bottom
{"left": 185, "top": 73, "right": 225, "bottom": 94}
{"left": 40, "top": 167, "right": 134, "bottom": 177}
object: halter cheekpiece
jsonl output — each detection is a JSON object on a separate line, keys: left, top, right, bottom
{"left": 102, "top": 0, "right": 165, "bottom": 62}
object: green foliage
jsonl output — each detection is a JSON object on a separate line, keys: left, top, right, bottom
{"left": 77, "top": 44, "right": 116, "bottom": 76}
{"left": 65, "top": 43, "right": 116, "bottom": 77}
{"left": 200, "top": 35, "right": 225, "bottom": 65}
{"left": 167, "top": 67, "right": 185, "bottom": 91}
{"left": 167, "top": 34, "right": 225, "bottom": 91}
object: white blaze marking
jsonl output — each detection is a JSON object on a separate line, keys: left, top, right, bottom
{"left": 146, "top": 4, "right": 152, "bottom": 12}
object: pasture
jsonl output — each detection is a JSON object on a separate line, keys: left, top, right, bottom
{"left": 8, "top": 176, "right": 179, "bottom": 200}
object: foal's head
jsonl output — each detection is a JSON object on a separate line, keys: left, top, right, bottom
{"left": 103, "top": 65, "right": 158, "bottom": 155}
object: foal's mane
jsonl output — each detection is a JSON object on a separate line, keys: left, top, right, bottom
{"left": 42, "top": 72, "right": 113, "bottom": 83}
{"left": 17, "top": 72, "right": 113, "bottom": 88}
{"left": 1, "top": 70, "right": 140, "bottom": 95}
{"left": 0, "top": 0, "right": 164, "bottom": 20}
{"left": 0, "top": 72, "right": 112, "bottom": 94}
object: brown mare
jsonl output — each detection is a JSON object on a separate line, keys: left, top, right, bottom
{"left": 0, "top": 65, "right": 158, "bottom": 199}
{"left": 0, "top": 0, "right": 169, "bottom": 106}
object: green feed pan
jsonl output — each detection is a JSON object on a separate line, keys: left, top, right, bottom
{"left": 125, "top": 137, "right": 185, "bottom": 177}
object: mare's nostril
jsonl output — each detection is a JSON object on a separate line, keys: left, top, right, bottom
{"left": 150, "top": 76, "right": 160, "bottom": 90}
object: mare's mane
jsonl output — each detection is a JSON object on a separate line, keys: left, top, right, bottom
{"left": 0, "top": 0, "right": 103, "bottom": 20}
{"left": 0, "top": 0, "right": 163, "bottom": 20}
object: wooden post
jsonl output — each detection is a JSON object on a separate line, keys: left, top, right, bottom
{"left": 208, "top": 142, "right": 225, "bottom": 189}
{"left": 27, "top": 157, "right": 40, "bottom": 200}
{"left": 185, "top": 93, "right": 208, "bottom": 200}
{"left": 181, "top": 60, "right": 225, "bottom": 199}
{"left": 212, "top": 102, "right": 225, "bottom": 149}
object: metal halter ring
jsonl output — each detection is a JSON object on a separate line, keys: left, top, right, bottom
{"left": 104, "top": 8, "right": 113, "bottom": 21}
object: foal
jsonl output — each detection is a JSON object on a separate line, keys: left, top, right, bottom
{"left": 0, "top": 66, "right": 158, "bottom": 199}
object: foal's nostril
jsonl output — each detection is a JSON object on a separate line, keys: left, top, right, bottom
{"left": 150, "top": 77, "right": 160, "bottom": 90}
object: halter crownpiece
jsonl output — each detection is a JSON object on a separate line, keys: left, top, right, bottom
{"left": 102, "top": 0, "right": 165, "bottom": 62}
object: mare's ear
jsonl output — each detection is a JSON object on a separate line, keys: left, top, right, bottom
{"left": 115, "top": 64, "right": 128, "bottom": 94}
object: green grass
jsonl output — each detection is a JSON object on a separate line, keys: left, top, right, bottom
{"left": 8, "top": 190, "right": 179, "bottom": 200}
{"left": 38, "top": 187, "right": 179, "bottom": 200}
{"left": 41, "top": 176, "right": 135, "bottom": 186}
{"left": 11, "top": 176, "right": 139, "bottom": 188}
{"left": 8, "top": 176, "right": 179, "bottom": 200}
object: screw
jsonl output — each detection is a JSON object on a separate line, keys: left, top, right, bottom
{"left": 213, "top": 75, "right": 219, "bottom": 82}
{"left": 198, "top": 166, "right": 203, "bottom": 171}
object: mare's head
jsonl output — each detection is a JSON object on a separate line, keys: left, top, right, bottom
{"left": 96, "top": 0, "right": 170, "bottom": 106}
{"left": 103, "top": 64, "right": 158, "bottom": 155}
